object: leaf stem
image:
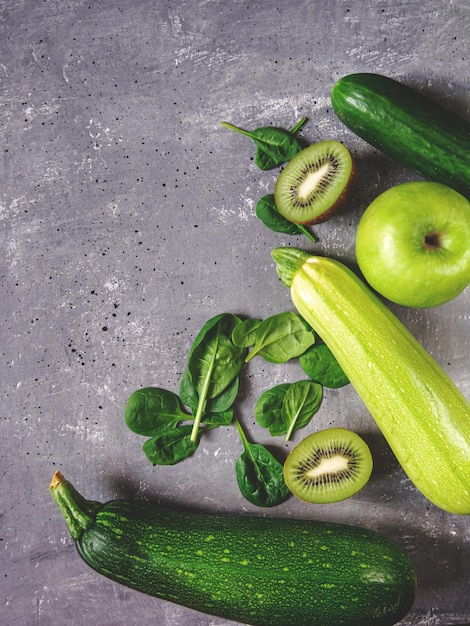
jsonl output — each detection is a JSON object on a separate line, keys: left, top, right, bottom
{"left": 220, "top": 121, "right": 255, "bottom": 139}
{"left": 190, "top": 357, "right": 216, "bottom": 443}
{"left": 284, "top": 412, "right": 299, "bottom": 442}
{"left": 244, "top": 346, "right": 261, "bottom": 363}
{"left": 297, "top": 224, "right": 317, "bottom": 244}
{"left": 290, "top": 116, "right": 307, "bottom": 134}
{"left": 234, "top": 418, "right": 253, "bottom": 458}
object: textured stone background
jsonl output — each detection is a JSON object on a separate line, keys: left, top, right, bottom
{"left": 1, "top": 1, "right": 469, "bottom": 624}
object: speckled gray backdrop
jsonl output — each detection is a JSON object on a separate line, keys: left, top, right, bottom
{"left": 1, "top": 1, "right": 469, "bottom": 624}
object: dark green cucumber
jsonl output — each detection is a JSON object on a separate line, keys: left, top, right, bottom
{"left": 331, "top": 73, "right": 470, "bottom": 197}
{"left": 50, "top": 471, "right": 416, "bottom": 626}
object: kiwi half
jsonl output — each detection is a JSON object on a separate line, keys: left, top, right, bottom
{"left": 274, "top": 140, "right": 355, "bottom": 225}
{"left": 284, "top": 428, "right": 372, "bottom": 504}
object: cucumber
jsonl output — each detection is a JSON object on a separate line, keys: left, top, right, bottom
{"left": 331, "top": 72, "right": 470, "bottom": 198}
{"left": 50, "top": 471, "right": 416, "bottom": 626}
{"left": 272, "top": 247, "right": 470, "bottom": 515}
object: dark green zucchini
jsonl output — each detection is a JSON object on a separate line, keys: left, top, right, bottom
{"left": 50, "top": 471, "right": 416, "bottom": 626}
{"left": 331, "top": 73, "right": 470, "bottom": 197}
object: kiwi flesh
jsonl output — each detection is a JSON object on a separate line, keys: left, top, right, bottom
{"left": 284, "top": 428, "right": 372, "bottom": 504}
{"left": 274, "top": 140, "right": 355, "bottom": 225}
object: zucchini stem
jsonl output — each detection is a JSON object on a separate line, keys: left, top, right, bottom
{"left": 50, "top": 471, "right": 101, "bottom": 540}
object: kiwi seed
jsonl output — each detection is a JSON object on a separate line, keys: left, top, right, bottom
{"left": 284, "top": 427, "right": 373, "bottom": 504}
{"left": 274, "top": 140, "right": 355, "bottom": 225}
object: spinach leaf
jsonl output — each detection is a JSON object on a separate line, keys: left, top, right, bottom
{"left": 142, "top": 425, "right": 201, "bottom": 465}
{"left": 256, "top": 380, "right": 323, "bottom": 440}
{"left": 187, "top": 313, "right": 227, "bottom": 359}
{"left": 282, "top": 380, "right": 323, "bottom": 441}
{"left": 202, "top": 409, "right": 234, "bottom": 426}
{"left": 255, "top": 383, "right": 290, "bottom": 437}
{"left": 256, "top": 194, "right": 317, "bottom": 244}
{"left": 231, "top": 318, "right": 262, "bottom": 348}
{"left": 234, "top": 419, "right": 290, "bottom": 507}
{"left": 245, "top": 311, "right": 315, "bottom": 363}
{"left": 220, "top": 117, "right": 307, "bottom": 170}
{"left": 187, "top": 313, "right": 247, "bottom": 441}
{"left": 179, "top": 369, "right": 240, "bottom": 414}
{"left": 299, "top": 342, "right": 350, "bottom": 388}
{"left": 178, "top": 369, "right": 199, "bottom": 410}
{"left": 124, "top": 387, "right": 189, "bottom": 436}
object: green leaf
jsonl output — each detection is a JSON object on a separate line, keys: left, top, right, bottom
{"left": 187, "top": 313, "right": 227, "bottom": 360}
{"left": 178, "top": 369, "right": 199, "bottom": 411}
{"left": 206, "top": 375, "right": 240, "bottom": 412}
{"left": 179, "top": 370, "right": 240, "bottom": 413}
{"left": 220, "top": 117, "right": 307, "bottom": 170}
{"left": 255, "top": 194, "right": 317, "bottom": 244}
{"left": 282, "top": 380, "right": 323, "bottom": 441}
{"left": 187, "top": 313, "right": 247, "bottom": 441}
{"left": 245, "top": 311, "right": 315, "bottom": 364}
{"left": 142, "top": 425, "right": 200, "bottom": 465}
{"left": 231, "top": 318, "right": 262, "bottom": 348}
{"left": 188, "top": 314, "right": 245, "bottom": 398}
{"left": 255, "top": 383, "right": 290, "bottom": 436}
{"left": 256, "top": 381, "right": 323, "bottom": 440}
{"left": 234, "top": 419, "right": 290, "bottom": 507}
{"left": 124, "top": 387, "right": 189, "bottom": 436}
{"left": 202, "top": 409, "right": 234, "bottom": 426}
{"left": 299, "top": 342, "right": 350, "bottom": 388}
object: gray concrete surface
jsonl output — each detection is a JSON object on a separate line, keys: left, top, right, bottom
{"left": 1, "top": 1, "right": 469, "bottom": 624}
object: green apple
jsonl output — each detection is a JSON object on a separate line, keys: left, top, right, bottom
{"left": 355, "top": 181, "right": 470, "bottom": 308}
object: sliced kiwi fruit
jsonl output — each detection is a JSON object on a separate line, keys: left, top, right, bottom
{"left": 274, "top": 140, "right": 355, "bottom": 225}
{"left": 284, "top": 427, "right": 372, "bottom": 504}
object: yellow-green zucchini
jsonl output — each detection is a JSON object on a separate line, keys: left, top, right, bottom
{"left": 50, "top": 471, "right": 416, "bottom": 626}
{"left": 272, "top": 246, "right": 470, "bottom": 515}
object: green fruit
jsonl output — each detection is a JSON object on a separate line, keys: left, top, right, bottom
{"left": 356, "top": 182, "right": 470, "bottom": 308}
{"left": 274, "top": 140, "right": 356, "bottom": 224}
{"left": 284, "top": 428, "right": 373, "bottom": 504}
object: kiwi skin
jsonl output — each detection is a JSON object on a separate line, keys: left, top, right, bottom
{"left": 274, "top": 140, "right": 357, "bottom": 225}
{"left": 284, "top": 427, "right": 373, "bottom": 504}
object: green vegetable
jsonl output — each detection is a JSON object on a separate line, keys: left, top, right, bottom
{"left": 255, "top": 194, "right": 317, "bottom": 243}
{"left": 51, "top": 471, "right": 417, "bottom": 626}
{"left": 124, "top": 387, "right": 189, "bottom": 436}
{"left": 233, "top": 311, "right": 315, "bottom": 364}
{"left": 124, "top": 315, "right": 246, "bottom": 472}
{"left": 255, "top": 380, "right": 323, "bottom": 440}
{"left": 272, "top": 246, "right": 470, "bottom": 514}
{"left": 299, "top": 342, "right": 350, "bottom": 388}
{"left": 255, "top": 383, "right": 289, "bottom": 436}
{"left": 198, "top": 409, "right": 234, "bottom": 427}
{"left": 282, "top": 380, "right": 324, "bottom": 440}
{"left": 331, "top": 73, "right": 470, "bottom": 198}
{"left": 123, "top": 312, "right": 316, "bottom": 506}
{"left": 179, "top": 369, "right": 240, "bottom": 414}
{"left": 231, "top": 317, "right": 262, "bottom": 348}
{"left": 143, "top": 425, "right": 202, "bottom": 465}
{"left": 187, "top": 313, "right": 246, "bottom": 441}
{"left": 234, "top": 418, "right": 290, "bottom": 507}
{"left": 124, "top": 382, "right": 234, "bottom": 465}
{"left": 220, "top": 117, "right": 307, "bottom": 170}
{"left": 123, "top": 387, "right": 206, "bottom": 465}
